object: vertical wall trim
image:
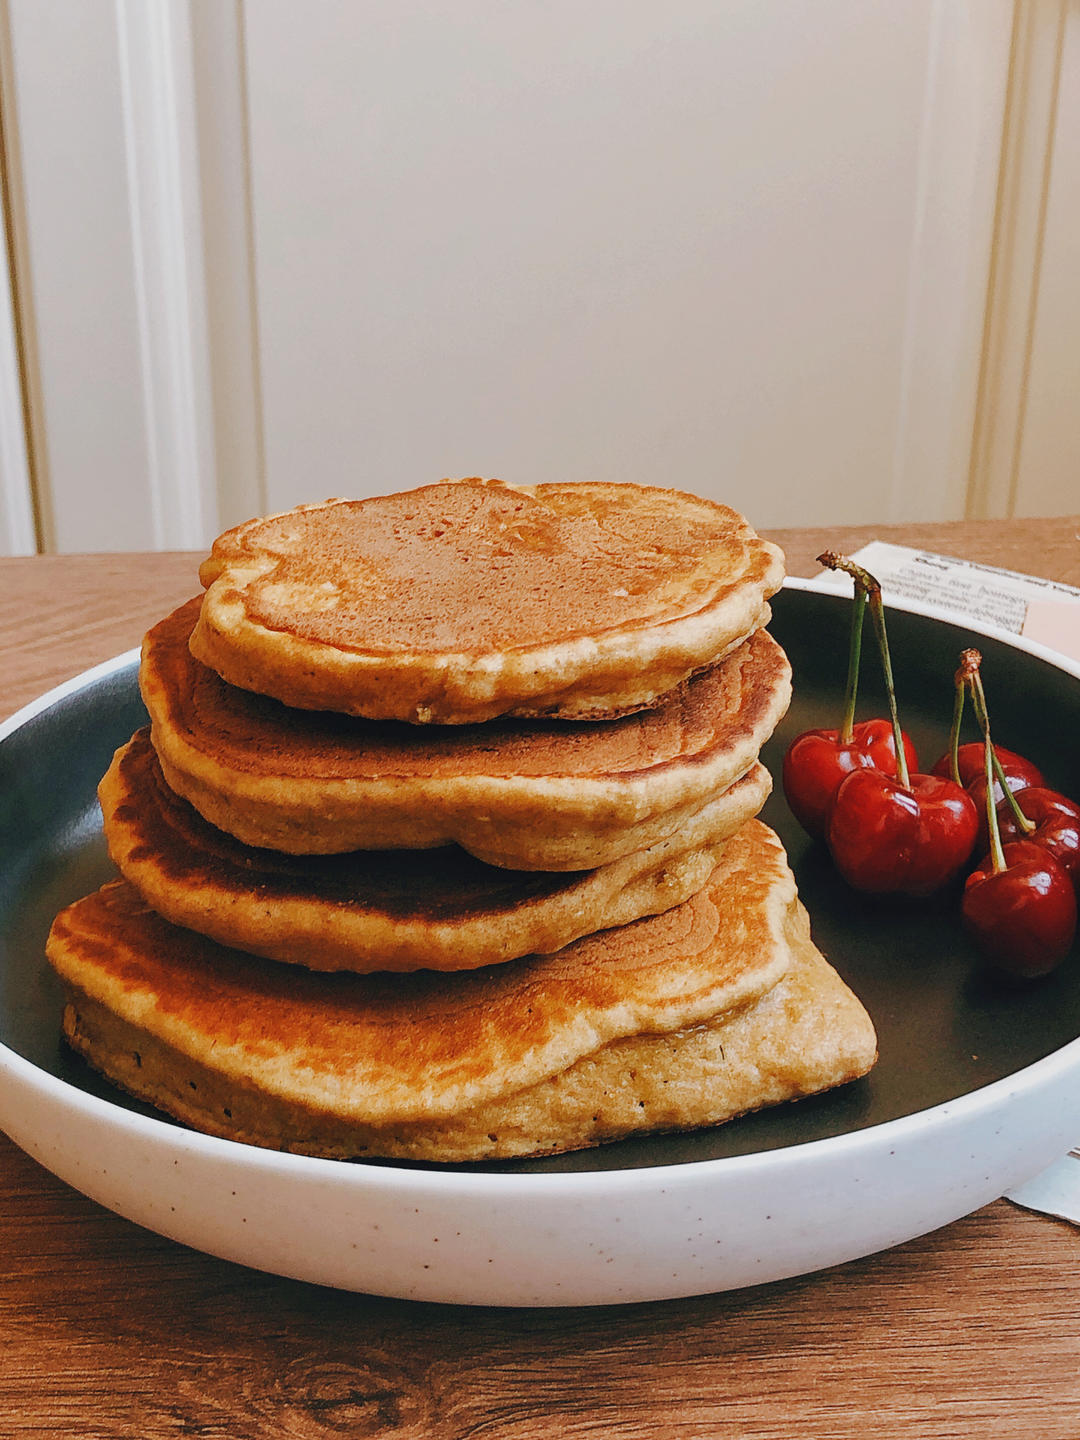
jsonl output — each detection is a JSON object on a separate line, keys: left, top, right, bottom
{"left": 0, "top": 0, "right": 38, "bottom": 554}
{"left": 189, "top": 0, "right": 265, "bottom": 530}
{"left": 965, "top": 0, "right": 1067, "bottom": 520}
{"left": 0, "top": 195, "right": 34, "bottom": 555}
{"left": 235, "top": 1, "right": 267, "bottom": 522}
{"left": 114, "top": 0, "right": 219, "bottom": 549}
{"left": 889, "top": 0, "right": 1016, "bottom": 524}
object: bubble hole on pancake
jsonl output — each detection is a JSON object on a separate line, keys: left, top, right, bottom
{"left": 143, "top": 599, "right": 790, "bottom": 870}
{"left": 100, "top": 729, "right": 766, "bottom": 974}
{"left": 190, "top": 480, "right": 786, "bottom": 724}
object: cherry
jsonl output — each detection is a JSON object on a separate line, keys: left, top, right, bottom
{"left": 816, "top": 557, "right": 976, "bottom": 896}
{"left": 958, "top": 658, "right": 1076, "bottom": 978}
{"left": 966, "top": 764, "right": 1045, "bottom": 853}
{"left": 932, "top": 653, "right": 1046, "bottom": 853}
{"left": 783, "top": 552, "right": 917, "bottom": 838}
{"left": 997, "top": 787, "right": 1080, "bottom": 892}
{"left": 932, "top": 741, "right": 1041, "bottom": 851}
{"left": 931, "top": 742, "right": 1043, "bottom": 792}
{"left": 827, "top": 767, "right": 978, "bottom": 897}
{"left": 963, "top": 840, "right": 1076, "bottom": 979}
{"left": 783, "top": 720, "right": 918, "bottom": 839}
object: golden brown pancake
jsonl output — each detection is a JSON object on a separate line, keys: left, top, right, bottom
{"left": 100, "top": 728, "right": 767, "bottom": 973}
{"left": 48, "top": 822, "right": 877, "bottom": 1161}
{"left": 143, "top": 599, "right": 789, "bottom": 869}
{"left": 191, "top": 480, "right": 785, "bottom": 723}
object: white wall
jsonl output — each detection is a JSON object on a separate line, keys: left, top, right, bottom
{"left": 242, "top": 0, "right": 1006, "bottom": 530}
{"left": 0, "top": 0, "right": 1074, "bottom": 554}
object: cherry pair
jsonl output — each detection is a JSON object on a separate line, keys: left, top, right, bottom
{"left": 949, "top": 653, "right": 1078, "bottom": 979}
{"left": 783, "top": 555, "right": 977, "bottom": 899}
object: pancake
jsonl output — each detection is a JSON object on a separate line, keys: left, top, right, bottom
{"left": 99, "top": 729, "right": 770, "bottom": 973}
{"left": 143, "top": 600, "right": 790, "bottom": 869}
{"left": 48, "top": 822, "right": 878, "bottom": 1161}
{"left": 190, "top": 480, "right": 785, "bottom": 723}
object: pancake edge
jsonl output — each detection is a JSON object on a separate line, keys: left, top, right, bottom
{"left": 46, "top": 821, "right": 798, "bottom": 1125}
{"left": 142, "top": 617, "right": 791, "bottom": 867}
{"left": 191, "top": 482, "right": 786, "bottom": 724}
{"left": 101, "top": 736, "right": 769, "bottom": 972}
{"left": 58, "top": 900, "right": 876, "bottom": 1162}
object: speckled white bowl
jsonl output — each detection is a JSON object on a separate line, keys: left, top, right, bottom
{"left": 0, "top": 1024, "right": 1077, "bottom": 1304}
{"left": 1, "top": 584, "right": 1078, "bottom": 1305}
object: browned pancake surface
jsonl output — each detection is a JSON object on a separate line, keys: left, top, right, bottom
{"left": 47, "top": 821, "right": 796, "bottom": 1123}
{"left": 101, "top": 729, "right": 757, "bottom": 971}
{"left": 110, "top": 728, "right": 575, "bottom": 917}
{"left": 61, "top": 911, "right": 878, "bottom": 1162}
{"left": 190, "top": 481, "right": 785, "bottom": 723}
{"left": 148, "top": 599, "right": 789, "bottom": 783}
{"left": 198, "top": 480, "right": 780, "bottom": 656}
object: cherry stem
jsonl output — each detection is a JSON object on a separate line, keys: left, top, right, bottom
{"left": 982, "top": 725, "right": 1007, "bottom": 874}
{"left": 967, "top": 665, "right": 1035, "bottom": 835}
{"left": 947, "top": 665, "right": 965, "bottom": 786}
{"left": 817, "top": 552, "right": 910, "bottom": 788}
{"left": 959, "top": 651, "right": 1008, "bottom": 871}
{"left": 839, "top": 587, "right": 867, "bottom": 744}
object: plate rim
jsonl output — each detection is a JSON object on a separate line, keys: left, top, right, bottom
{"left": 3, "top": 578, "right": 1080, "bottom": 1198}
{"left": 2, "top": 1015, "right": 1080, "bottom": 1200}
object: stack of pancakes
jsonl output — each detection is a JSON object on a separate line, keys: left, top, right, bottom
{"left": 47, "top": 479, "right": 876, "bottom": 1161}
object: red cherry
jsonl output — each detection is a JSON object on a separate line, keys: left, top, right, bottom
{"left": 931, "top": 742, "right": 1043, "bottom": 791}
{"left": 936, "top": 655, "right": 1049, "bottom": 854}
{"left": 936, "top": 737, "right": 1042, "bottom": 852}
{"left": 962, "top": 840, "right": 1077, "bottom": 979}
{"left": 966, "top": 764, "right": 1046, "bottom": 853}
{"left": 997, "top": 787, "right": 1080, "bottom": 892}
{"left": 782, "top": 719, "right": 919, "bottom": 838}
{"left": 825, "top": 768, "right": 978, "bottom": 898}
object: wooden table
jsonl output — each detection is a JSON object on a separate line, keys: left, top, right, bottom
{"left": 2, "top": 517, "right": 1079, "bottom": 1439}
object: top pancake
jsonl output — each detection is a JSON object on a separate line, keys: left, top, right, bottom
{"left": 191, "top": 479, "right": 785, "bottom": 723}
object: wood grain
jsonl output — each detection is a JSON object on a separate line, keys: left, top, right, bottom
{"left": 767, "top": 513, "right": 1080, "bottom": 588}
{"left": 1, "top": 518, "right": 1079, "bottom": 1438}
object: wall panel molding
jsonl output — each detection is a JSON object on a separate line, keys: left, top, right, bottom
{"left": 1012, "top": 4, "right": 1080, "bottom": 517}
{"left": 3, "top": 0, "right": 248, "bottom": 552}
{"left": 189, "top": 0, "right": 264, "bottom": 532}
{"left": 6, "top": 0, "right": 165, "bottom": 551}
{"left": 0, "top": 0, "right": 38, "bottom": 555}
{"left": 965, "top": 0, "right": 1068, "bottom": 520}
{"left": 115, "top": 0, "right": 219, "bottom": 549}
{"left": 3, "top": 2, "right": 1065, "bottom": 546}
{"left": 0, "top": 169, "right": 34, "bottom": 555}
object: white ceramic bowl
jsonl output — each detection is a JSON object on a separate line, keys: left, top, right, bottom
{"left": 1, "top": 582, "right": 1077, "bottom": 1305}
{"left": 1, "top": 1020, "right": 1078, "bottom": 1305}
